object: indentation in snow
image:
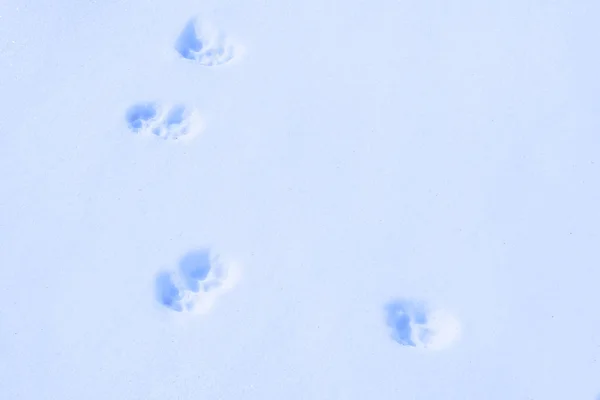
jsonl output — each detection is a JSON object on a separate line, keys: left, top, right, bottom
{"left": 174, "top": 18, "right": 241, "bottom": 66}
{"left": 125, "top": 102, "right": 204, "bottom": 141}
{"left": 385, "top": 299, "right": 461, "bottom": 351}
{"left": 155, "top": 249, "right": 240, "bottom": 315}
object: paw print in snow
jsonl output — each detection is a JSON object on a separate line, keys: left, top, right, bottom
{"left": 384, "top": 298, "right": 461, "bottom": 351}
{"left": 155, "top": 249, "right": 240, "bottom": 314}
{"left": 125, "top": 102, "right": 204, "bottom": 141}
{"left": 174, "top": 18, "right": 240, "bottom": 67}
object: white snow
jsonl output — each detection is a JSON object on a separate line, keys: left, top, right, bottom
{"left": 1, "top": 0, "right": 599, "bottom": 399}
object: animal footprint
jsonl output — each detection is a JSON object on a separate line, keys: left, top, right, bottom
{"left": 174, "top": 18, "right": 240, "bottom": 66}
{"left": 384, "top": 299, "right": 461, "bottom": 351}
{"left": 125, "top": 102, "right": 204, "bottom": 140}
{"left": 155, "top": 249, "right": 240, "bottom": 314}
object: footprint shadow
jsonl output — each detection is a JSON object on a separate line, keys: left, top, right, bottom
{"left": 175, "top": 19, "right": 203, "bottom": 60}
{"left": 173, "top": 18, "right": 235, "bottom": 66}
{"left": 178, "top": 248, "right": 212, "bottom": 292}
{"left": 126, "top": 102, "right": 158, "bottom": 132}
{"left": 384, "top": 299, "right": 428, "bottom": 347}
{"left": 155, "top": 271, "right": 183, "bottom": 312}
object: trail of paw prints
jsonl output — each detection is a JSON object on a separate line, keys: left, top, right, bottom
{"left": 384, "top": 298, "right": 461, "bottom": 351}
{"left": 155, "top": 249, "right": 240, "bottom": 314}
{"left": 174, "top": 17, "right": 242, "bottom": 66}
{"left": 125, "top": 102, "right": 204, "bottom": 141}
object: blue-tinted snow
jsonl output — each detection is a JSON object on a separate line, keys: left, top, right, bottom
{"left": 174, "top": 19, "right": 203, "bottom": 60}
{"left": 178, "top": 249, "right": 212, "bottom": 292}
{"left": 165, "top": 105, "right": 186, "bottom": 127}
{"left": 155, "top": 271, "right": 183, "bottom": 312}
{"left": 386, "top": 305, "right": 415, "bottom": 346}
{"left": 1, "top": 1, "right": 598, "bottom": 399}
{"left": 173, "top": 18, "right": 235, "bottom": 66}
{"left": 385, "top": 299, "right": 428, "bottom": 347}
{"left": 126, "top": 102, "right": 157, "bottom": 131}
{"left": 154, "top": 249, "right": 233, "bottom": 313}
{"left": 124, "top": 102, "right": 198, "bottom": 140}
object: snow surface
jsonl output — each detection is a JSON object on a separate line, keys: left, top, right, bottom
{"left": 1, "top": 0, "right": 599, "bottom": 399}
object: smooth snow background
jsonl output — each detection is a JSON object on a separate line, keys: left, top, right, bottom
{"left": 1, "top": 0, "right": 599, "bottom": 398}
